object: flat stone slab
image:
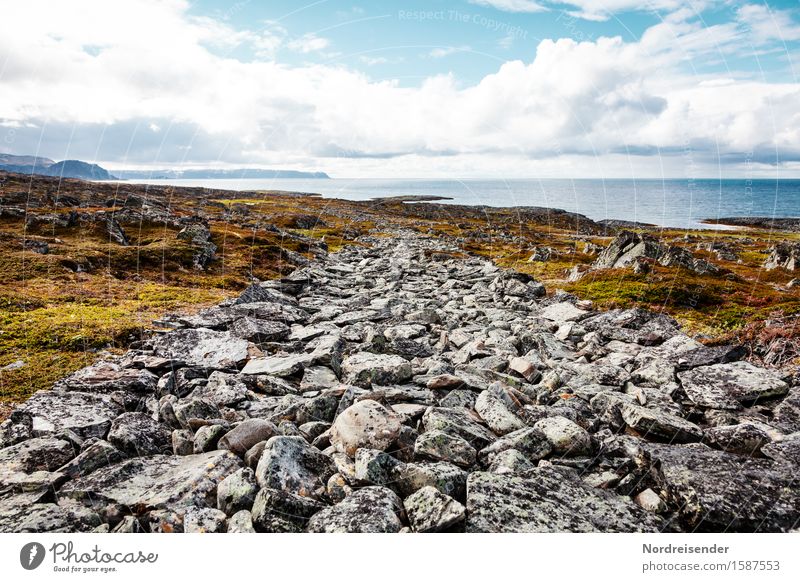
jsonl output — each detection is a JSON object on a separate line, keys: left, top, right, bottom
{"left": 677, "top": 361, "right": 789, "bottom": 409}
{"left": 539, "top": 302, "right": 588, "bottom": 324}
{"left": 59, "top": 450, "right": 243, "bottom": 513}
{"left": 466, "top": 469, "right": 664, "bottom": 532}
{"left": 11, "top": 390, "right": 123, "bottom": 439}
{"left": 646, "top": 443, "right": 800, "bottom": 532}
{"left": 150, "top": 328, "right": 250, "bottom": 369}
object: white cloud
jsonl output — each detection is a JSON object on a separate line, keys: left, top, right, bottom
{"left": 737, "top": 4, "right": 800, "bottom": 44}
{"left": 287, "top": 33, "right": 330, "bottom": 54}
{"left": 429, "top": 45, "right": 472, "bottom": 58}
{"left": 0, "top": 0, "right": 799, "bottom": 177}
{"left": 468, "top": 0, "right": 548, "bottom": 13}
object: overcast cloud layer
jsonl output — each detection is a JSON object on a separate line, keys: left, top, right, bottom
{"left": 1, "top": 0, "right": 799, "bottom": 177}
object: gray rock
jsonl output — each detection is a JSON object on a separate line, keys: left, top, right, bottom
{"left": 414, "top": 430, "right": 477, "bottom": 467}
{"left": 678, "top": 362, "right": 789, "bottom": 409}
{"left": 151, "top": 328, "right": 250, "bottom": 369}
{"left": 478, "top": 427, "right": 552, "bottom": 464}
{"left": 251, "top": 487, "right": 325, "bottom": 532}
{"left": 108, "top": 412, "right": 171, "bottom": 457}
{"left": 193, "top": 424, "right": 226, "bottom": 453}
{"left": 487, "top": 449, "right": 535, "bottom": 474}
{"left": 184, "top": 507, "right": 227, "bottom": 533}
{"left": 217, "top": 467, "right": 259, "bottom": 515}
{"left": 59, "top": 450, "right": 243, "bottom": 513}
{"left": 57, "top": 440, "right": 124, "bottom": 479}
{"left": 341, "top": 353, "right": 413, "bottom": 387}
{"left": 620, "top": 403, "right": 703, "bottom": 443}
{"left": 466, "top": 469, "right": 664, "bottom": 532}
{"left": 254, "top": 436, "right": 335, "bottom": 500}
{"left": 227, "top": 510, "right": 256, "bottom": 533}
{"left": 762, "top": 433, "right": 800, "bottom": 465}
{"left": 422, "top": 407, "right": 496, "bottom": 449}
{"left": 55, "top": 362, "right": 158, "bottom": 393}
{"left": 646, "top": 442, "right": 800, "bottom": 531}
{"left": 354, "top": 448, "right": 403, "bottom": 486}
{"left": 9, "top": 390, "right": 123, "bottom": 439}
{"left": 394, "top": 461, "right": 468, "bottom": 501}
{"left": 404, "top": 486, "right": 465, "bottom": 532}
{"left": 229, "top": 317, "right": 290, "bottom": 343}
{"left": 306, "top": 486, "right": 404, "bottom": 533}
{"left": 172, "top": 429, "right": 194, "bottom": 456}
{"left": 534, "top": 416, "right": 592, "bottom": 456}
{"left": 173, "top": 399, "right": 221, "bottom": 429}
{"left": 0, "top": 437, "right": 74, "bottom": 487}
{"left": 241, "top": 353, "right": 312, "bottom": 377}
{"left": 218, "top": 419, "right": 279, "bottom": 456}
{"left": 330, "top": 400, "right": 403, "bottom": 457}
{"left": 705, "top": 423, "right": 773, "bottom": 455}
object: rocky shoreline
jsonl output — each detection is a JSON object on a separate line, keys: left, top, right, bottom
{"left": 1, "top": 228, "right": 799, "bottom": 533}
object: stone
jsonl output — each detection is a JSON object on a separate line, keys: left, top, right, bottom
{"left": 306, "top": 486, "right": 404, "bottom": 533}
{"left": 635, "top": 488, "right": 666, "bottom": 513}
{"left": 173, "top": 399, "right": 221, "bottom": 429}
{"left": 184, "top": 507, "right": 227, "bottom": 533}
{"left": 488, "top": 449, "right": 535, "bottom": 474}
{"left": 394, "top": 461, "right": 468, "bottom": 501}
{"left": 150, "top": 328, "right": 250, "bottom": 369}
{"left": 620, "top": 403, "right": 703, "bottom": 443}
{"left": 478, "top": 427, "right": 552, "bottom": 464}
{"left": 59, "top": 450, "right": 243, "bottom": 513}
{"left": 539, "top": 302, "right": 588, "bottom": 324}
{"left": 764, "top": 241, "right": 800, "bottom": 270}
{"left": 762, "top": 433, "right": 800, "bottom": 465}
{"left": 241, "top": 353, "right": 312, "bottom": 377}
{"left": 330, "top": 400, "right": 403, "bottom": 457}
{"left": 55, "top": 362, "right": 158, "bottom": 393}
{"left": 414, "top": 430, "right": 477, "bottom": 467}
{"left": 646, "top": 443, "right": 800, "bottom": 531}
{"left": 218, "top": 419, "right": 279, "bottom": 456}
{"left": 475, "top": 390, "right": 527, "bottom": 435}
{"left": 704, "top": 423, "right": 773, "bottom": 456}
{"left": 466, "top": 469, "right": 664, "bottom": 532}
{"left": 678, "top": 362, "right": 789, "bottom": 409}
{"left": 0, "top": 437, "right": 75, "bottom": 487}
{"left": 404, "top": 486, "right": 465, "bottom": 532}
{"left": 172, "top": 429, "right": 194, "bottom": 456}
{"left": 57, "top": 440, "right": 124, "bottom": 479}
{"left": 254, "top": 436, "right": 335, "bottom": 500}
{"left": 193, "top": 424, "right": 226, "bottom": 453}
{"left": 227, "top": 510, "right": 256, "bottom": 533}
{"left": 0, "top": 496, "right": 100, "bottom": 533}
{"left": 229, "top": 317, "right": 290, "bottom": 343}
{"left": 9, "top": 390, "right": 123, "bottom": 439}
{"left": 251, "top": 487, "right": 325, "bottom": 532}
{"left": 422, "top": 407, "right": 496, "bottom": 449}
{"left": 354, "top": 448, "right": 403, "bottom": 486}
{"left": 108, "top": 412, "right": 171, "bottom": 457}
{"left": 217, "top": 468, "right": 258, "bottom": 515}
{"left": 534, "top": 416, "right": 592, "bottom": 456}
{"left": 341, "top": 353, "right": 413, "bottom": 387}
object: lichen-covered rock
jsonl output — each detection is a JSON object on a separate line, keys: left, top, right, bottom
{"left": 421, "top": 407, "right": 496, "bottom": 449}
{"left": 404, "top": 486, "right": 465, "bottom": 532}
{"left": 0, "top": 437, "right": 74, "bottom": 487}
{"left": 108, "top": 412, "right": 171, "bottom": 457}
{"left": 354, "top": 448, "right": 403, "bottom": 486}
{"left": 151, "top": 328, "right": 250, "bottom": 369}
{"left": 0, "top": 494, "right": 101, "bottom": 533}
{"left": 466, "top": 469, "right": 664, "bottom": 532}
{"left": 677, "top": 362, "right": 789, "bottom": 409}
{"left": 330, "top": 400, "right": 403, "bottom": 457}
{"left": 306, "top": 486, "right": 404, "bottom": 533}
{"left": 488, "top": 449, "right": 535, "bottom": 474}
{"left": 216, "top": 467, "right": 258, "bottom": 515}
{"left": 620, "top": 403, "right": 702, "bottom": 443}
{"left": 254, "top": 436, "right": 335, "bottom": 500}
{"left": 534, "top": 416, "right": 592, "bottom": 456}
{"left": 9, "top": 390, "right": 123, "bottom": 439}
{"left": 57, "top": 440, "right": 124, "bottom": 479}
{"left": 184, "top": 507, "right": 227, "bottom": 533}
{"left": 55, "top": 362, "right": 158, "bottom": 393}
{"left": 393, "top": 461, "right": 468, "bottom": 501}
{"left": 414, "top": 430, "right": 476, "bottom": 467}
{"left": 193, "top": 424, "right": 227, "bottom": 453}
{"left": 251, "top": 487, "right": 325, "bottom": 532}
{"left": 340, "top": 352, "right": 413, "bottom": 387}
{"left": 478, "top": 427, "right": 552, "bottom": 465}
{"left": 227, "top": 510, "right": 256, "bottom": 533}
{"left": 475, "top": 390, "right": 526, "bottom": 435}
{"left": 646, "top": 443, "right": 800, "bottom": 531}
{"left": 59, "top": 450, "right": 243, "bottom": 513}
{"left": 704, "top": 423, "right": 773, "bottom": 455}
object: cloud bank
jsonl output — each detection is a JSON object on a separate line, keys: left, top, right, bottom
{"left": 0, "top": 0, "right": 799, "bottom": 177}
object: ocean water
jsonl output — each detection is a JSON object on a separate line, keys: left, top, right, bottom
{"left": 119, "top": 178, "right": 800, "bottom": 229}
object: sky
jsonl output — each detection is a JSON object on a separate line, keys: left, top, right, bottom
{"left": 1, "top": 0, "right": 800, "bottom": 178}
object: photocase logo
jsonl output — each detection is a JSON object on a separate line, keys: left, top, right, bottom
{"left": 20, "top": 542, "right": 46, "bottom": 570}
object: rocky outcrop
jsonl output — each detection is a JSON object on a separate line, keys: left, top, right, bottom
{"left": 764, "top": 242, "right": 800, "bottom": 271}
{"left": 593, "top": 230, "right": 720, "bottom": 275}
{"left": 0, "top": 230, "right": 797, "bottom": 533}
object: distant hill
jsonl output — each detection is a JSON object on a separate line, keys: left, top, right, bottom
{"left": 113, "top": 168, "right": 330, "bottom": 180}
{"left": 0, "top": 153, "right": 116, "bottom": 180}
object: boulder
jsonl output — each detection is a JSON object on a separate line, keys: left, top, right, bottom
{"left": 329, "top": 400, "right": 403, "bottom": 457}
{"left": 534, "top": 416, "right": 592, "bottom": 456}
{"left": 218, "top": 419, "right": 280, "bottom": 456}
{"left": 306, "top": 487, "right": 404, "bottom": 533}
{"left": 414, "top": 430, "right": 477, "bottom": 468}
{"left": 466, "top": 469, "right": 664, "bottom": 532}
{"left": 677, "top": 362, "right": 789, "bottom": 409}
{"left": 254, "top": 436, "right": 335, "bottom": 500}
{"left": 150, "top": 328, "right": 250, "bottom": 369}
{"left": 9, "top": 390, "right": 123, "bottom": 439}
{"left": 404, "top": 486, "right": 465, "bottom": 532}
{"left": 108, "top": 412, "right": 171, "bottom": 457}
{"left": 340, "top": 353, "right": 413, "bottom": 387}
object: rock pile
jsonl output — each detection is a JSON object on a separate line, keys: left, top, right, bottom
{"left": 1, "top": 230, "right": 798, "bottom": 533}
{"left": 593, "top": 230, "right": 721, "bottom": 275}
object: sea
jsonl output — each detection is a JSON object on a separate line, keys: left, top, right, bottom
{"left": 117, "top": 178, "right": 800, "bottom": 230}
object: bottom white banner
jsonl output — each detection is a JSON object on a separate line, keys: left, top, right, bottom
{"left": 1, "top": 533, "right": 797, "bottom": 581}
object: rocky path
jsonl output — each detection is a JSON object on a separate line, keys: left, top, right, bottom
{"left": 1, "top": 230, "right": 799, "bottom": 533}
